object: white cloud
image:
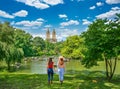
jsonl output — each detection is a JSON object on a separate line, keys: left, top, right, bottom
{"left": 16, "top": 0, "right": 49, "bottom": 9}
{"left": 37, "top": 18, "right": 45, "bottom": 21}
{"left": 32, "top": 34, "right": 46, "bottom": 40}
{"left": 0, "top": 10, "right": 28, "bottom": 19}
{"left": 43, "top": 0, "right": 63, "bottom": 5}
{"left": 106, "top": 0, "right": 120, "bottom": 4}
{"left": 75, "top": 16, "right": 79, "bottom": 18}
{"left": 0, "top": 10, "right": 14, "bottom": 19}
{"left": 59, "top": 14, "right": 67, "bottom": 18}
{"left": 82, "top": 19, "right": 91, "bottom": 25}
{"left": 96, "top": 2, "right": 103, "bottom": 6}
{"left": 70, "top": 0, "right": 84, "bottom": 2}
{"left": 15, "top": 19, "right": 44, "bottom": 27}
{"left": 111, "top": 7, "right": 120, "bottom": 10}
{"left": 65, "top": 18, "right": 69, "bottom": 21}
{"left": 13, "top": 10, "right": 28, "bottom": 17}
{"left": 56, "top": 28, "right": 80, "bottom": 41}
{"left": 11, "top": 21, "right": 15, "bottom": 25}
{"left": 96, "top": 7, "right": 120, "bottom": 19}
{"left": 33, "top": 2, "right": 49, "bottom": 9}
{"left": 15, "top": 21, "right": 42, "bottom": 26}
{"left": 44, "top": 24, "right": 52, "bottom": 28}
{"left": 89, "top": 6, "right": 96, "bottom": 10}
{"left": 60, "top": 20, "right": 79, "bottom": 27}
{"left": 14, "top": 17, "right": 45, "bottom": 27}
{"left": 27, "top": 28, "right": 80, "bottom": 42}
{"left": 16, "top": 0, "right": 64, "bottom": 9}
{"left": 33, "top": 28, "right": 80, "bottom": 42}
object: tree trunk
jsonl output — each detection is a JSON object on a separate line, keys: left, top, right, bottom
{"left": 105, "top": 57, "right": 117, "bottom": 81}
{"left": 109, "top": 58, "right": 117, "bottom": 80}
{"left": 105, "top": 58, "right": 109, "bottom": 78}
{"left": 7, "top": 60, "right": 11, "bottom": 71}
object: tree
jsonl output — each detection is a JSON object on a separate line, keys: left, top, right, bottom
{"left": 45, "top": 41, "right": 56, "bottom": 56}
{"left": 0, "top": 42, "right": 6, "bottom": 61}
{"left": 54, "top": 41, "right": 63, "bottom": 55}
{"left": 0, "top": 22, "right": 14, "bottom": 44}
{"left": 14, "top": 29, "right": 33, "bottom": 57}
{"left": 4, "top": 45, "right": 24, "bottom": 70}
{"left": 0, "top": 22, "right": 24, "bottom": 70}
{"left": 32, "top": 37, "right": 45, "bottom": 56}
{"left": 61, "top": 35, "right": 86, "bottom": 59}
{"left": 82, "top": 14, "right": 120, "bottom": 80}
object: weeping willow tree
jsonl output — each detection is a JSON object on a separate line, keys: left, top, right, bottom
{"left": 5, "top": 45, "right": 24, "bottom": 70}
{"left": 0, "top": 22, "right": 24, "bottom": 71}
{"left": 0, "top": 42, "right": 6, "bottom": 61}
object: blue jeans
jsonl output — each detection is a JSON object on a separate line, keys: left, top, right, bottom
{"left": 58, "top": 68, "right": 64, "bottom": 81}
{"left": 47, "top": 68, "right": 54, "bottom": 81}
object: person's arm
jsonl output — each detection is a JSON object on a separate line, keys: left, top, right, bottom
{"left": 46, "top": 62, "right": 48, "bottom": 72}
{"left": 53, "top": 62, "right": 55, "bottom": 69}
{"left": 53, "top": 62, "right": 56, "bottom": 72}
{"left": 57, "top": 61, "right": 60, "bottom": 68}
{"left": 63, "top": 62, "right": 65, "bottom": 72}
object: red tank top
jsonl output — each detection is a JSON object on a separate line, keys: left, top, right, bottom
{"left": 48, "top": 62, "right": 54, "bottom": 68}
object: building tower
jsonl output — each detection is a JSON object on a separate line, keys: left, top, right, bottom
{"left": 46, "top": 28, "right": 50, "bottom": 41}
{"left": 52, "top": 29, "right": 57, "bottom": 43}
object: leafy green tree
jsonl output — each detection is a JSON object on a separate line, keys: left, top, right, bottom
{"left": 0, "top": 22, "right": 24, "bottom": 70}
{"left": 4, "top": 45, "right": 24, "bottom": 70}
{"left": 82, "top": 14, "right": 120, "bottom": 80}
{"left": 0, "top": 22, "right": 14, "bottom": 70}
{"left": 44, "top": 41, "right": 56, "bottom": 56}
{"left": 0, "top": 42, "right": 6, "bottom": 61}
{"left": 14, "top": 29, "right": 33, "bottom": 57}
{"left": 54, "top": 41, "right": 63, "bottom": 55}
{"left": 61, "top": 35, "right": 85, "bottom": 59}
{"left": 32, "top": 36, "right": 45, "bottom": 56}
{"left": 0, "top": 22, "right": 14, "bottom": 44}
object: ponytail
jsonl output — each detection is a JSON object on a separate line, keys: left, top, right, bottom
{"left": 58, "top": 56, "right": 64, "bottom": 65}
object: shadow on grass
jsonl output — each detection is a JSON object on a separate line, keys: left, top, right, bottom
{"left": 65, "top": 70, "right": 120, "bottom": 89}
{"left": 0, "top": 70, "right": 120, "bottom": 89}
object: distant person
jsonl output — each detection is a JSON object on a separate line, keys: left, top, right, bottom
{"left": 47, "top": 58, "right": 54, "bottom": 84}
{"left": 57, "top": 56, "right": 65, "bottom": 85}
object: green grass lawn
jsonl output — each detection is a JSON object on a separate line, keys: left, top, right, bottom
{"left": 0, "top": 71, "right": 120, "bottom": 89}
{"left": 0, "top": 60, "right": 120, "bottom": 89}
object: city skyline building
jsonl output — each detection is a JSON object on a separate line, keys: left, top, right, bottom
{"left": 46, "top": 28, "right": 57, "bottom": 43}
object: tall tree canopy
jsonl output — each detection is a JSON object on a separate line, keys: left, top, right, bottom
{"left": 0, "top": 22, "right": 24, "bottom": 70}
{"left": 14, "top": 29, "right": 33, "bottom": 57}
{"left": 61, "top": 35, "right": 86, "bottom": 59}
{"left": 82, "top": 14, "right": 120, "bottom": 80}
{"left": 32, "top": 36, "right": 45, "bottom": 56}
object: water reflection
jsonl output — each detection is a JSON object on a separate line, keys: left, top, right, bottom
{"left": 23, "top": 57, "right": 77, "bottom": 74}
{"left": 22, "top": 57, "right": 119, "bottom": 74}
{"left": 31, "top": 60, "right": 47, "bottom": 74}
{"left": 25, "top": 57, "right": 59, "bottom": 74}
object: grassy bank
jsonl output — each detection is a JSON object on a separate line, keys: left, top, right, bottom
{"left": 0, "top": 60, "right": 120, "bottom": 89}
{"left": 0, "top": 71, "right": 120, "bottom": 89}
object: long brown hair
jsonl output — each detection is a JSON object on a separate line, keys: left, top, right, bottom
{"left": 59, "top": 57, "right": 64, "bottom": 65}
{"left": 48, "top": 58, "right": 52, "bottom": 65}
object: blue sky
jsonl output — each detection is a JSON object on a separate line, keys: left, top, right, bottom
{"left": 0, "top": 0, "right": 120, "bottom": 41}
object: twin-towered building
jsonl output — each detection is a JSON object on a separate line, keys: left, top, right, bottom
{"left": 46, "top": 28, "right": 57, "bottom": 43}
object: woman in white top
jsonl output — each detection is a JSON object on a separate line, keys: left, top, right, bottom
{"left": 57, "top": 56, "right": 65, "bottom": 85}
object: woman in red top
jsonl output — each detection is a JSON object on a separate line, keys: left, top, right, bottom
{"left": 47, "top": 58, "right": 54, "bottom": 84}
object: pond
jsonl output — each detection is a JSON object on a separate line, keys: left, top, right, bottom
{"left": 18, "top": 57, "right": 120, "bottom": 75}
{"left": 20, "top": 57, "right": 82, "bottom": 74}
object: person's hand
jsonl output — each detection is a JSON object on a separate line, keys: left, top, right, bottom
{"left": 54, "top": 69, "right": 56, "bottom": 72}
